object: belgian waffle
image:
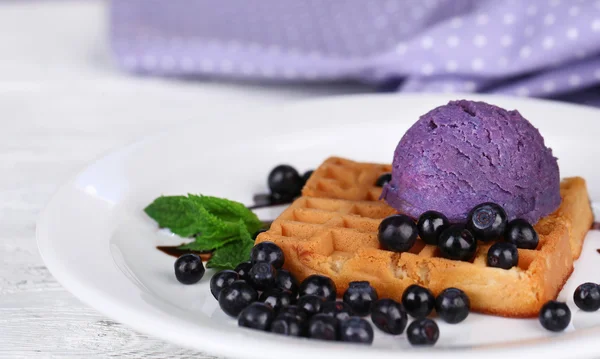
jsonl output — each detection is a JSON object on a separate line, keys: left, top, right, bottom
{"left": 257, "top": 157, "right": 593, "bottom": 317}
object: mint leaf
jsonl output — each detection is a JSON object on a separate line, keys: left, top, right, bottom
{"left": 190, "top": 195, "right": 262, "bottom": 235}
{"left": 144, "top": 196, "right": 203, "bottom": 238}
{"left": 178, "top": 236, "right": 237, "bottom": 252}
{"left": 206, "top": 221, "right": 254, "bottom": 270}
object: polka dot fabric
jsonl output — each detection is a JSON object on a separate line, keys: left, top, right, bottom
{"left": 111, "top": 0, "right": 600, "bottom": 105}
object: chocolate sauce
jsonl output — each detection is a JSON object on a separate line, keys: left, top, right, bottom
{"left": 156, "top": 245, "right": 213, "bottom": 261}
{"left": 596, "top": 249, "right": 600, "bottom": 255}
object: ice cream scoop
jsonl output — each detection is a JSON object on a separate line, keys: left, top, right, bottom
{"left": 381, "top": 100, "right": 560, "bottom": 224}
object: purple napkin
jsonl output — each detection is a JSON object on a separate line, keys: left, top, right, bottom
{"left": 110, "top": 0, "right": 600, "bottom": 106}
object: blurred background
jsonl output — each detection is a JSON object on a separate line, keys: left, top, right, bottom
{"left": 2, "top": 0, "right": 600, "bottom": 357}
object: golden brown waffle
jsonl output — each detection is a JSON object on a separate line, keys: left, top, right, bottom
{"left": 258, "top": 158, "right": 593, "bottom": 318}
{"left": 302, "top": 157, "right": 391, "bottom": 201}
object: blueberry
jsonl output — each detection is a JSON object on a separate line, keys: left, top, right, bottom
{"left": 539, "top": 300, "right": 571, "bottom": 332}
{"left": 320, "top": 301, "right": 354, "bottom": 321}
{"left": 505, "top": 219, "right": 539, "bottom": 249}
{"left": 278, "top": 305, "right": 308, "bottom": 322}
{"left": 378, "top": 214, "right": 418, "bottom": 252}
{"left": 402, "top": 284, "right": 435, "bottom": 318}
{"left": 297, "top": 294, "right": 326, "bottom": 317}
{"left": 210, "top": 270, "right": 239, "bottom": 299}
{"left": 260, "top": 289, "right": 295, "bottom": 311}
{"left": 417, "top": 211, "right": 449, "bottom": 245}
{"left": 308, "top": 313, "right": 339, "bottom": 341}
{"left": 466, "top": 203, "right": 507, "bottom": 242}
{"left": 371, "top": 299, "right": 408, "bottom": 335}
{"left": 438, "top": 225, "right": 477, "bottom": 262}
{"left": 250, "top": 241, "right": 285, "bottom": 269}
{"left": 301, "top": 170, "right": 314, "bottom": 185}
{"left": 487, "top": 242, "right": 519, "bottom": 269}
{"left": 407, "top": 318, "right": 439, "bottom": 346}
{"left": 271, "top": 312, "right": 306, "bottom": 337}
{"left": 174, "top": 254, "right": 205, "bottom": 285}
{"left": 268, "top": 165, "right": 303, "bottom": 198}
{"left": 234, "top": 261, "right": 253, "bottom": 282}
{"left": 298, "top": 275, "right": 337, "bottom": 301}
{"left": 340, "top": 317, "right": 374, "bottom": 344}
{"left": 218, "top": 280, "right": 258, "bottom": 317}
{"left": 343, "top": 281, "right": 378, "bottom": 316}
{"left": 275, "top": 269, "right": 299, "bottom": 296}
{"left": 573, "top": 283, "right": 600, "bottom": 312}
{"left": 248, "top": 262, "right": 277, "bottom": 291}
{"left": 375, "top": 173, "right": 392, "bottom": 187}
{"left": 435, "top": 288, "right": 470, "bottom": 324}
{"left": 238, "top": 302, "right": 275, "bottom": 331}
{"left": 253, "top": 229, "right": 268, "bottom": 240}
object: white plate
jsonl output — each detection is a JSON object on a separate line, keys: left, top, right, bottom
{"left": 37, "top": 94, "right": 600, "bottom": 359}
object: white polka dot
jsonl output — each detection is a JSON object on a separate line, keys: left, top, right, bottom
{"left": 501, "top": 35, "right": 513, "bottom": 47}
{"left": 549, "top": 0, "right": 561, "bottom": 7}
{"left": 450, "top": 17, "right": 463, "bottom": 28}
{"left": 542, "top": 36, "right": 555, "bottom": 49}
{"left": 180, "top": 57, "right": 195, "bottom": 71}
{"left": 593, "top": 19, "right": 600, "bottom": 32}
{"left": 471, "top": 58, "right": 485, "bottom": 71}
{"left": 520, "top": 46, "right": 532, "bottom": 58}
{"left": 142, "top": 55, "right": 157, "bottom": 69}
{"left": 527, "top": 5, "right": 538, "bottom": 16}
{"left": 375, "top": 16, "right": 388, "bottom": 29}
{"left": 465, "top": 81, "right": 476, "bottom": 91}
{"left": 524, "top": 26, "right": 535, "bottom": 37}
{"left": 411, "top": 8, "right": 425, "bottom": 20}
{"left": 504, "top": 13, "right": 516, "bottom": 25}
{"left": 241, "top": 62, "right": 255, "bottom": 75}
{"left": 160, "top": 56, "right": 176, "bottom": 70}
{"left": 516, "top": 87, "right": 530, "bottom": 97}
{"left": 594, "top": 69, "right": 600, "bottom": 79}
{"left": 446, "top": 60, "right": 458, "bottom": 72}
{"left": 421, "top": 63, "right": 435, "bottom": 75}
{"left": 543, "top": 80, "right": 556, "bottom": 92}
{"left": 446, "top": 36, "right": 460, "bottom": 47}
{"left": 443, "top": 84, "right": 456, "bottom": 93}
{"left": 498, "top": 57, "right": 509, "bottom": 67}
{"left": 544, "top": 14, "right": 556, "bottom": 25}
{"left": 567, "top": 28, "right": 579, "bottom": 40}
{"left": 473, "top": 35, "right": 487, "bottom": 47}
{"left": 395, "top": 43, "right": 407, "bottom": 55}
{"left": 569, "top": 6, "right": 580, "bottom": 16}
{"left": 569, "top": 74, "right": 581, "bottom": 86}
{"left": 219, "top": 60, "right": 234, "bottom": 73}
{"left": 283, "top": 68, "right": 297, "bottom": 79}
{"left": 260, "top": 66, "right": 276, "bottom": 78}
{"left": 421, "top": 37, "right": 434, "bottom": 49}
{"left": 200, "top": 59, "right": 214, "bottom": 72}
{"left": 384, "top": 0, "right": 399, "bottom": 13}
{"left": 476, "top": 14, "right": 489, "bottom": 25}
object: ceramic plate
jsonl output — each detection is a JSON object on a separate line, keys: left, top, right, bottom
{"left": 37, "top": 94, "right": 600, "bottom": 359}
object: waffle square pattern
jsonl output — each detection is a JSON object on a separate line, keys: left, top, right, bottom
{"left": 257, "top": 157, "right": 593, "bottom": 317}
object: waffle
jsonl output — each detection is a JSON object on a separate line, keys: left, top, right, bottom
{"left": 257, "top": 157, "right": 593, "bottom": 318}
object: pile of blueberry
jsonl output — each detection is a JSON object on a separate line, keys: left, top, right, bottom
{"left": 205, "top": 241, "right": 477, "bottom": 346}
{"left": 376, "top": 199, "right": 538, "bottom": 270}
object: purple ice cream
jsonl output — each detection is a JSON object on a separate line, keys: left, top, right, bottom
{"left": 381, "top": 100, "right": 561, "bottom": 224}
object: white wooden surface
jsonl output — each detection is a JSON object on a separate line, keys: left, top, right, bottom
{"left": 0, "top": 2, "right": 370, "bottom": 357}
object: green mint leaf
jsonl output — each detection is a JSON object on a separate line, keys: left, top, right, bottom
{"left": 144, "top": 196, "right": 203, "bottom": 238}
{"left": 177, "top": 236, "right": 237, "bottom": 252}
{"left": 206, "top": 221, "right": 254, "bottom": 270}
{"left": 189, "top": 194, "right": 262, "bottom": 235}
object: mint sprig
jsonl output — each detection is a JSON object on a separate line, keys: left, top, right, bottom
{"left": 144, "top": 194, "right": 262, "bottom": 269}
